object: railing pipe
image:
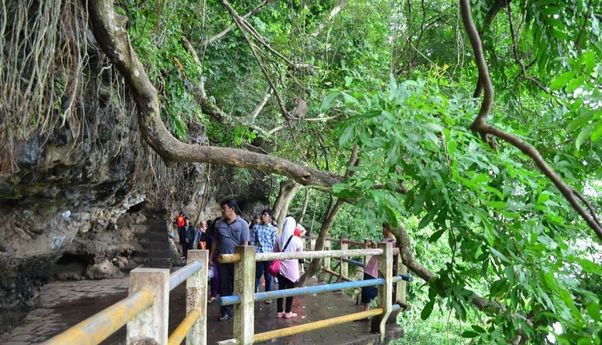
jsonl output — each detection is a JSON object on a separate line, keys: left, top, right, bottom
{"left": 167, "top": 310, "right": 200, "bottom": 345}
{"left": 250, "top": 304, "right": 401, "bottom": 344}
{"left": 169, "top": 260, "right": 202, "bottom": 291}
{"left": 220, "top": 276, "right": 409, "bottom": 306}
{"left": 341, "top": 257, "right": 364, "bottom": 268}
{"left": 220, "top": 248, "right": 383, "bottom": 263}
{"left": 41, "top": 290, "right": 154, "bottom": 345}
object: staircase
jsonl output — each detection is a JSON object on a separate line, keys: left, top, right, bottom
{"left": 145, "top": 218, "right": 172, "bottom": 268}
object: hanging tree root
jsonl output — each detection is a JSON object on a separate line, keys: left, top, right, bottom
{"left": 459, "top": 0, "right": 602, "bottom": 241}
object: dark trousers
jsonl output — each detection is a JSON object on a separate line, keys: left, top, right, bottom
{"left": 210, "top": 261, "right": 220, "bottom": 297}
{"left": 255, "top": 261, "right": 272, "bottom": 292}
{"left": 218, "top": 263, "right": 234, "bottom": 317}
{"left": 182, "top": 242, "right": 192, "bottom": 259}
{"left": 276, "top": 274, "right": 295, "bottom": 313}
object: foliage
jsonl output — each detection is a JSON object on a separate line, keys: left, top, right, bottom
{"left": 117, "top": 0, "right": 602, "bottom": 343}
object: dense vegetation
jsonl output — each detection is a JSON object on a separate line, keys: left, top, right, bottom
{"left": 3, "top": 0, "right": 601, "bottom": 343}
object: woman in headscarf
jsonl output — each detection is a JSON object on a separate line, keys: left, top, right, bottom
{"left": 274, "top": 216, "right": 303, "bottom": 319}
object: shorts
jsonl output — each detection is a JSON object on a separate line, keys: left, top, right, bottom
{"left": 360, "top": 273, "right": 378, "bottom": 304}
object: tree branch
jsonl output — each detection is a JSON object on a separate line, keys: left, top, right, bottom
{"left": 459, "top": 0, "right": 602, "bottom": 240}
{"left": 87, "top": 0, "right": 340, "bottom": 190}
{"left": 222, "top": 0, "right": 293, "bottom": 121}
{"left": 394, "top": 224, "right": 503, "bottom": 313}
{"left": 201, "top": 0, "right": 275, "bottom": 46}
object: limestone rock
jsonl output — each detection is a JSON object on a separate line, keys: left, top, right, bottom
{"left": 85, "top": 259, "right": 121, "bottom": 280}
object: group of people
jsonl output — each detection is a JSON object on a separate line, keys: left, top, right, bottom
{"left": 172, "top": 200, "right": 395, "bottom": 322}
{"left": 173, "top": 199, "right": 305, "bottom": 321}
{"left": 172, "top": 212, "right": 208, "bottom": 260}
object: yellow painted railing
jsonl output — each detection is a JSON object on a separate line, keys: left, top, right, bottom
{"left": 42, "top": 290, "right": 154, "bottom": 345}
{"left": 217, "top": 240, "right": 409, "bottom": 345}
{"left": 42, "top": 237, "right": 408, "bottom": 345}
{"left": 42, "top": 250, "right": 209, "bottom": 345}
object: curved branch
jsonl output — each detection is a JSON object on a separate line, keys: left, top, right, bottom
{"left": 87, "top": 0, "right": 340, "bottom": 190}
{"left": 201, "top": 0, "right": 275, "bottom": 46}
{"left": 459, "top": 0, "right": 602, "bottom": 240}
{"left": 395, "top": 225, "right": 503, "bottom": 313}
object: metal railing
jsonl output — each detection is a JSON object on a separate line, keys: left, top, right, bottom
{"left": 42, "top": 250, "right": 209, "bottom": 345}
{"left": 216, "top": 241, "right": 411, "bottom": 345}
{"left": 41, "top": 237, "right": 410, "bottom": 345}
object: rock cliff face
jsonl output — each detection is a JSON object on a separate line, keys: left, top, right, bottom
{"left": 0, "top": 3, "right": 270, "bottom": 331}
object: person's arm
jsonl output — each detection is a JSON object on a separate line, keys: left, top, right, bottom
{"left": 241, "top": 222, "right": 250, "bottom": 246}
{"left": 210, "top": 236, "right": 217, "bottom": 266}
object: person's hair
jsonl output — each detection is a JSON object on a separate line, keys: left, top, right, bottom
{"left": 220, "top": 199, "right": 240, "bottom": 214}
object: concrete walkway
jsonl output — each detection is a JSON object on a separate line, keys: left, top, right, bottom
{"left": 0, "top": 276, "right": 402, "bottom": 345}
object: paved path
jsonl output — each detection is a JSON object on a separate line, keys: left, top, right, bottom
{"left": 0, "top": 277, "right": 402, "bottom": 344}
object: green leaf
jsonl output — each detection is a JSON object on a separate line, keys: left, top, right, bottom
{"left": 339, "top": 126, "right": 355, "bottom": 147}
{"left": 591, "top": 121, "right": 602, "bottom": 142}
{"left": 471, "top": 325, "right": 486, "bottom": 333}
{"left": 461, "top": 331, "right": 480, "bottom": 338}
{"left": 490, "top": 248, "right": 510, "bottom": 264}
{"left": 550, "top": 71, "right": 576, "bottom": 90}
{"left": 421, "top": 299, "right": 435, "bottom": 320}
{"left": 576, "top": 124, "right": 594, "bottom": 150}
{"left": 429, "top": 229, "right": 446, "bottom": 242}
{"left": 419, "top": 207, "right": 438, "bottom": 230}
{"left": 321, "top": 91, "right": 340, "bottom": 111}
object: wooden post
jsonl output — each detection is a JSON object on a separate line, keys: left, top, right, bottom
{"left": 186, "top": 250, "right": 208, "bottom": 345}
{"left": 370, "top": 242, "right": 393, "bottom": 341}
{"left": 310, "top": 237, "right": 316, "bottom": 251}
{"left": 233, "top": 246, "right": 255, "bottom": 345}
{"left": 323, "top": 240, "right": 331, "bottom": 271}
{"left": 340, "top": 238, "right": 348, "bottom": 280}
{"left": 127, "top": 268, "right": 170, "bottom": 345}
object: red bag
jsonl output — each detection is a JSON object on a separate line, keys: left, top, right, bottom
{"left": 268, "top": 236, "right": 293, "bottom": 277}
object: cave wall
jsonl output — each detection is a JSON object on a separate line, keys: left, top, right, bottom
{"left": 0, "top": 2, "right": 271, "bottom": 331}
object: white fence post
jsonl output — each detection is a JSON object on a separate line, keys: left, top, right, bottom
{"left": 324, "top": 240, "right": 331, "bottom": 271}
{"left": 186, "top": 250, "right": 208, "bottom": 345}
{"left": 340, "top": 238, "right": 348, "bottom": 279}
{"left": 127, "top": 268, "right": 170, "bottom": 345}
{"left": 234, "top": 245, "right": 256, "bottom": 345}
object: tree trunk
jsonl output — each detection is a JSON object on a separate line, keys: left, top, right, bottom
{"left": 272, "top": 179, "right": 301, "bottom": 227}
{"left": 298, "top": 188, "right": 310, "bottom": 224}
{"left": 298, "top": 199, "right": 344, "bottom": 286}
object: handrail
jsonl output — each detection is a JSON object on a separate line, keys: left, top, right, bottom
{"left": 169, "top": 260, "right": 202, "bottom": 290}
{"left": 220, "top": 276, "right": 410, "bottom": 306}
{"left": 340, "top": 238, "right": 367, "bottom": 246}
{"left": 254, "top": 304, "right": 401, "bottom": 344}
{"left": 168, "top": 310, "right": 200, "bottom": 345}
{"left": 340, "top": 257, "right": 365, "bottom": 267}
{"left": 256, "top": 248, "right": 383, "bottom": 261}
{"left": 42, "top": 290, "right": 154, "bottom": 345}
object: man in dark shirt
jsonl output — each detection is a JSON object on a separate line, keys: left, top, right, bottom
{"left": 210, "top": 199, "right": 249, "bottom": 320}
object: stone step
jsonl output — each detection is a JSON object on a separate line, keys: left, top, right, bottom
{"left": 146, "top": 232, "right": 167, "bottom": 241}
{"left": 149, "top": 243, "right": 170, "bottom": 250}
{"left": 149, "top": 249, "right": 171, "bottom": 258}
